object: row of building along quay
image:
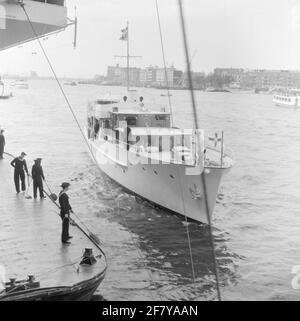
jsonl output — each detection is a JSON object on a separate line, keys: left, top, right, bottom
{"left": 92, "top": 65, "right": 300, "bottom": 91}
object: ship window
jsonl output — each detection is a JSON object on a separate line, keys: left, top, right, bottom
{"left": 104, "top": 119, "right": 110, "bottom": 128}
{"left": 126, "top": 117, "right": 137, "bottom": 126}
{"left": 154, "top": 170, "right": 158, "bottom": 175}
{"left": 155, "top": 115, "right": 166, "bottom": 121}
{"left": 170, "top": 174, "right": 175, "bottom": 179}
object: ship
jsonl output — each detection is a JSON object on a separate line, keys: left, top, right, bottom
{"left": 0, "top": 0, "right": 107, "bottom": 301}
{"left": 85, "top": 24, "right": 234, "bottom": 224}
{"left": 11, "top": 79, "right": 29, "bottom": 89}
{"left": 273, "top": 88, "right": 300, "bottom": 107}
{"left": 0, "top": 79, "right": 13, "bottom": 99}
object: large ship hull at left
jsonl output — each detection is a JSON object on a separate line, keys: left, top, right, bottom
{"left": 0, "top": 0, "right": 68, "bottom": 51}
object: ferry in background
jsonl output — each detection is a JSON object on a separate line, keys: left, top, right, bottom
{"left": 273, "top": 88, "right": 300, "bottom": 107}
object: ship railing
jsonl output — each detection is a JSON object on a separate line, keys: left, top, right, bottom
{"left": 100, "top": 135, "right": 201, "bottom": 166}
{"left": 204, "top": 145, "right": 235, "bottom": 168}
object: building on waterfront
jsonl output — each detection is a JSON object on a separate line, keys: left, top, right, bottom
{"left": 139, "top": 65, "right": 158, "bottom": 87}
{"left": 155, "top": 66, "right": 183, "bottom": 88}
{"left": 105, "top": 65, "right": 300, "bottom": 90}
{"left": 214, "top": 68, "right": 244, "bottom": 82}
{"left": 240, "top": 69, "right": 300, "bottom": 89}
{"left": 106, "top": 64, "right": 141, "bottom": 86}
{"left": 181, "top": 71, "right": 206, "bottom": 89}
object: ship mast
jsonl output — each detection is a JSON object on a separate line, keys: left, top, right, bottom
{"left": 126, "top": 21, "right": 130, "bottom": 91}
{"left": 115, "top": 22, "right": 141, "bottom": 91}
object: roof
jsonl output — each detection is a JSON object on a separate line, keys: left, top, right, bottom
{"left": 111, "top": 110, "right": 170, "bottom": 115}
{"left": 130, "top": 127, "right": 193, "bottom": 136}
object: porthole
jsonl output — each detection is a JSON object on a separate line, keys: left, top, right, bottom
{"left": 154, "top": 170, "right": 158, "bottom": 175}
{"left": 142, "top": 167, "right": 146, "bottom": 171}
{"left": 170, "top": 174, "right": 175, "bottom": 179}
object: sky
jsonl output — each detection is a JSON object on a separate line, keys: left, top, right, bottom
{"left": 1, "top": 0, "right": 300, "bottom": 78}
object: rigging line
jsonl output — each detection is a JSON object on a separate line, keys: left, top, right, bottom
{"left": 177, "top": 0, "right": 222, "bottom": 301}
{"left": 155, "top": 0, "right": 195, "bottom": 282}
{"left": 154, "top": 0, "right": 173, "bottom": 126}
{"left": 19, "top": 3, "right": 99, "bottom": 168}
{"left": 176, "top": 168, "right": 196, "bottom": 282}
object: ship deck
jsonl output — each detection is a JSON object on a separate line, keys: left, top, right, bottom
{"left": 0, "top": 158, "right": 106, "bottom": 292}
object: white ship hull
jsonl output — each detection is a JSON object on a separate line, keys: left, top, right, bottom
{"left": 0, "top": 0, "right": 68, "bottom": 51}
{"left": 273, "top": 95, "right": 300, "bottom": 108}
{"left": 87, "top": 137, "right": 229, "bottom": 224}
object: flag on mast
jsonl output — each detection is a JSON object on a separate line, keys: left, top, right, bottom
{"left": 120, "top": 26, "right": 128, "bottom": 41}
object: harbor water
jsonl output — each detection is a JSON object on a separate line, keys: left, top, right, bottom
{"left": 1, "top": 80, "right": 300, "bottom": 301}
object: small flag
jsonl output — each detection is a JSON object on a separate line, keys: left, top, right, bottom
{"left": 120, "top": 27, "right": 128, "bottom": 41}
{"left": 209, "top": 132, "right": 222, "bottom": 148}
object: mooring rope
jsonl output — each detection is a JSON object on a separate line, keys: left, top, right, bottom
{"left": 177, "top": 0, "right": 222, "bottom": 301}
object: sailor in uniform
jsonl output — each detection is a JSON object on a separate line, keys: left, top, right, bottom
{"left": 10, "top": 152, "right": 29, "bottom": 193}
{"left": 31, "top": 158, "right": 46, "bottom": 199}
{"left": 58, "top": 182, "right": 73, "bottom": 244}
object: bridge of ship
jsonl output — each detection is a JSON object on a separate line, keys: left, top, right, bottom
{"left": 87, "top": 101, "right": 205, "bottom": 166}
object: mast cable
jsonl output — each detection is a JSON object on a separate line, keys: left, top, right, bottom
{"left": 177, "top": 0, "right": 222, "bottom": 301}
{"left": 155, "top": 0, "right": 196, "bottom": 283}
{"left": 155, "top": 0, "right": 173, "bottom": 126}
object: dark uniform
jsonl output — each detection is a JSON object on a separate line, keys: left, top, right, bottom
{"left": 0, "top": 131, "right": 5, "bottom": 159}
{"left": 11, "top": 156, "right": 28, "bottom": 193}
{"left": 31, "top": 159, "right": 45, "bottom": 199}
{"left": 58, "top": 188, "right": 72, "bottom": 243}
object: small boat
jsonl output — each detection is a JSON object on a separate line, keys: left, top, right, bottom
{"left": 11, "top": 79, "right": 29, "bottom": 90}
{"left": 273, "top": 88, "right": 300, "bottom": 107}
{"left": 0, "top": 80, "right": 13, "bottom": 99}
{"left": 206, "top": 87, "right": 231, "bottom": 93}
{"left": 160, "top": 93, "right": 173, "bottom": 97}
{"left": 64, "top": 81, "right": 77, "bottom": 86}
{"left": 254, "top": 87, "right": 270, "bottom": 94}
{"left": 0, "top": 94, "right": 13, "bottom": 100}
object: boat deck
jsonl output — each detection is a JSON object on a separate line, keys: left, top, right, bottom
{"left": 0, "top": 158, "right": 106, "bottom": 291}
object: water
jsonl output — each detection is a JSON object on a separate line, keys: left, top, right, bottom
{"left": 1, "top": 80, "right": 300, "bottom": 301}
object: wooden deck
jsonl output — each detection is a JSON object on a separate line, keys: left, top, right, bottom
{"left": 0, "top": 158, "right": 106, "bottom": 292}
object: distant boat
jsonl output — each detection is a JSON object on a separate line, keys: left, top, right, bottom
{"left": 11, "top": 79, "right": 29, "bottom": 90}
{"left": 254, "top": 87, "right": 270, "bottom": 94}
{"left": 273, "top": 88, "right": 300, "bottom": 107}
{"left": 0, "top": 80, "right": 13, "bottom": 99}
{"left": 64, "top": 81, "right": 77, "bottom": 86}
{"left": 206, "top": 87, "right": 231, "bottom": 93}
{"left": 160, "top": 93, "right": 173, "bottom": 97}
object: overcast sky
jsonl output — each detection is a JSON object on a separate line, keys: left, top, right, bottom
{"left": 1, "top": 0, "right": 300, "bottom": 77}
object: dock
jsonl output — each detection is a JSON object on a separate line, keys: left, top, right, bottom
{"left": 0, "top": 158, "right": 107, "bottom": 301}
